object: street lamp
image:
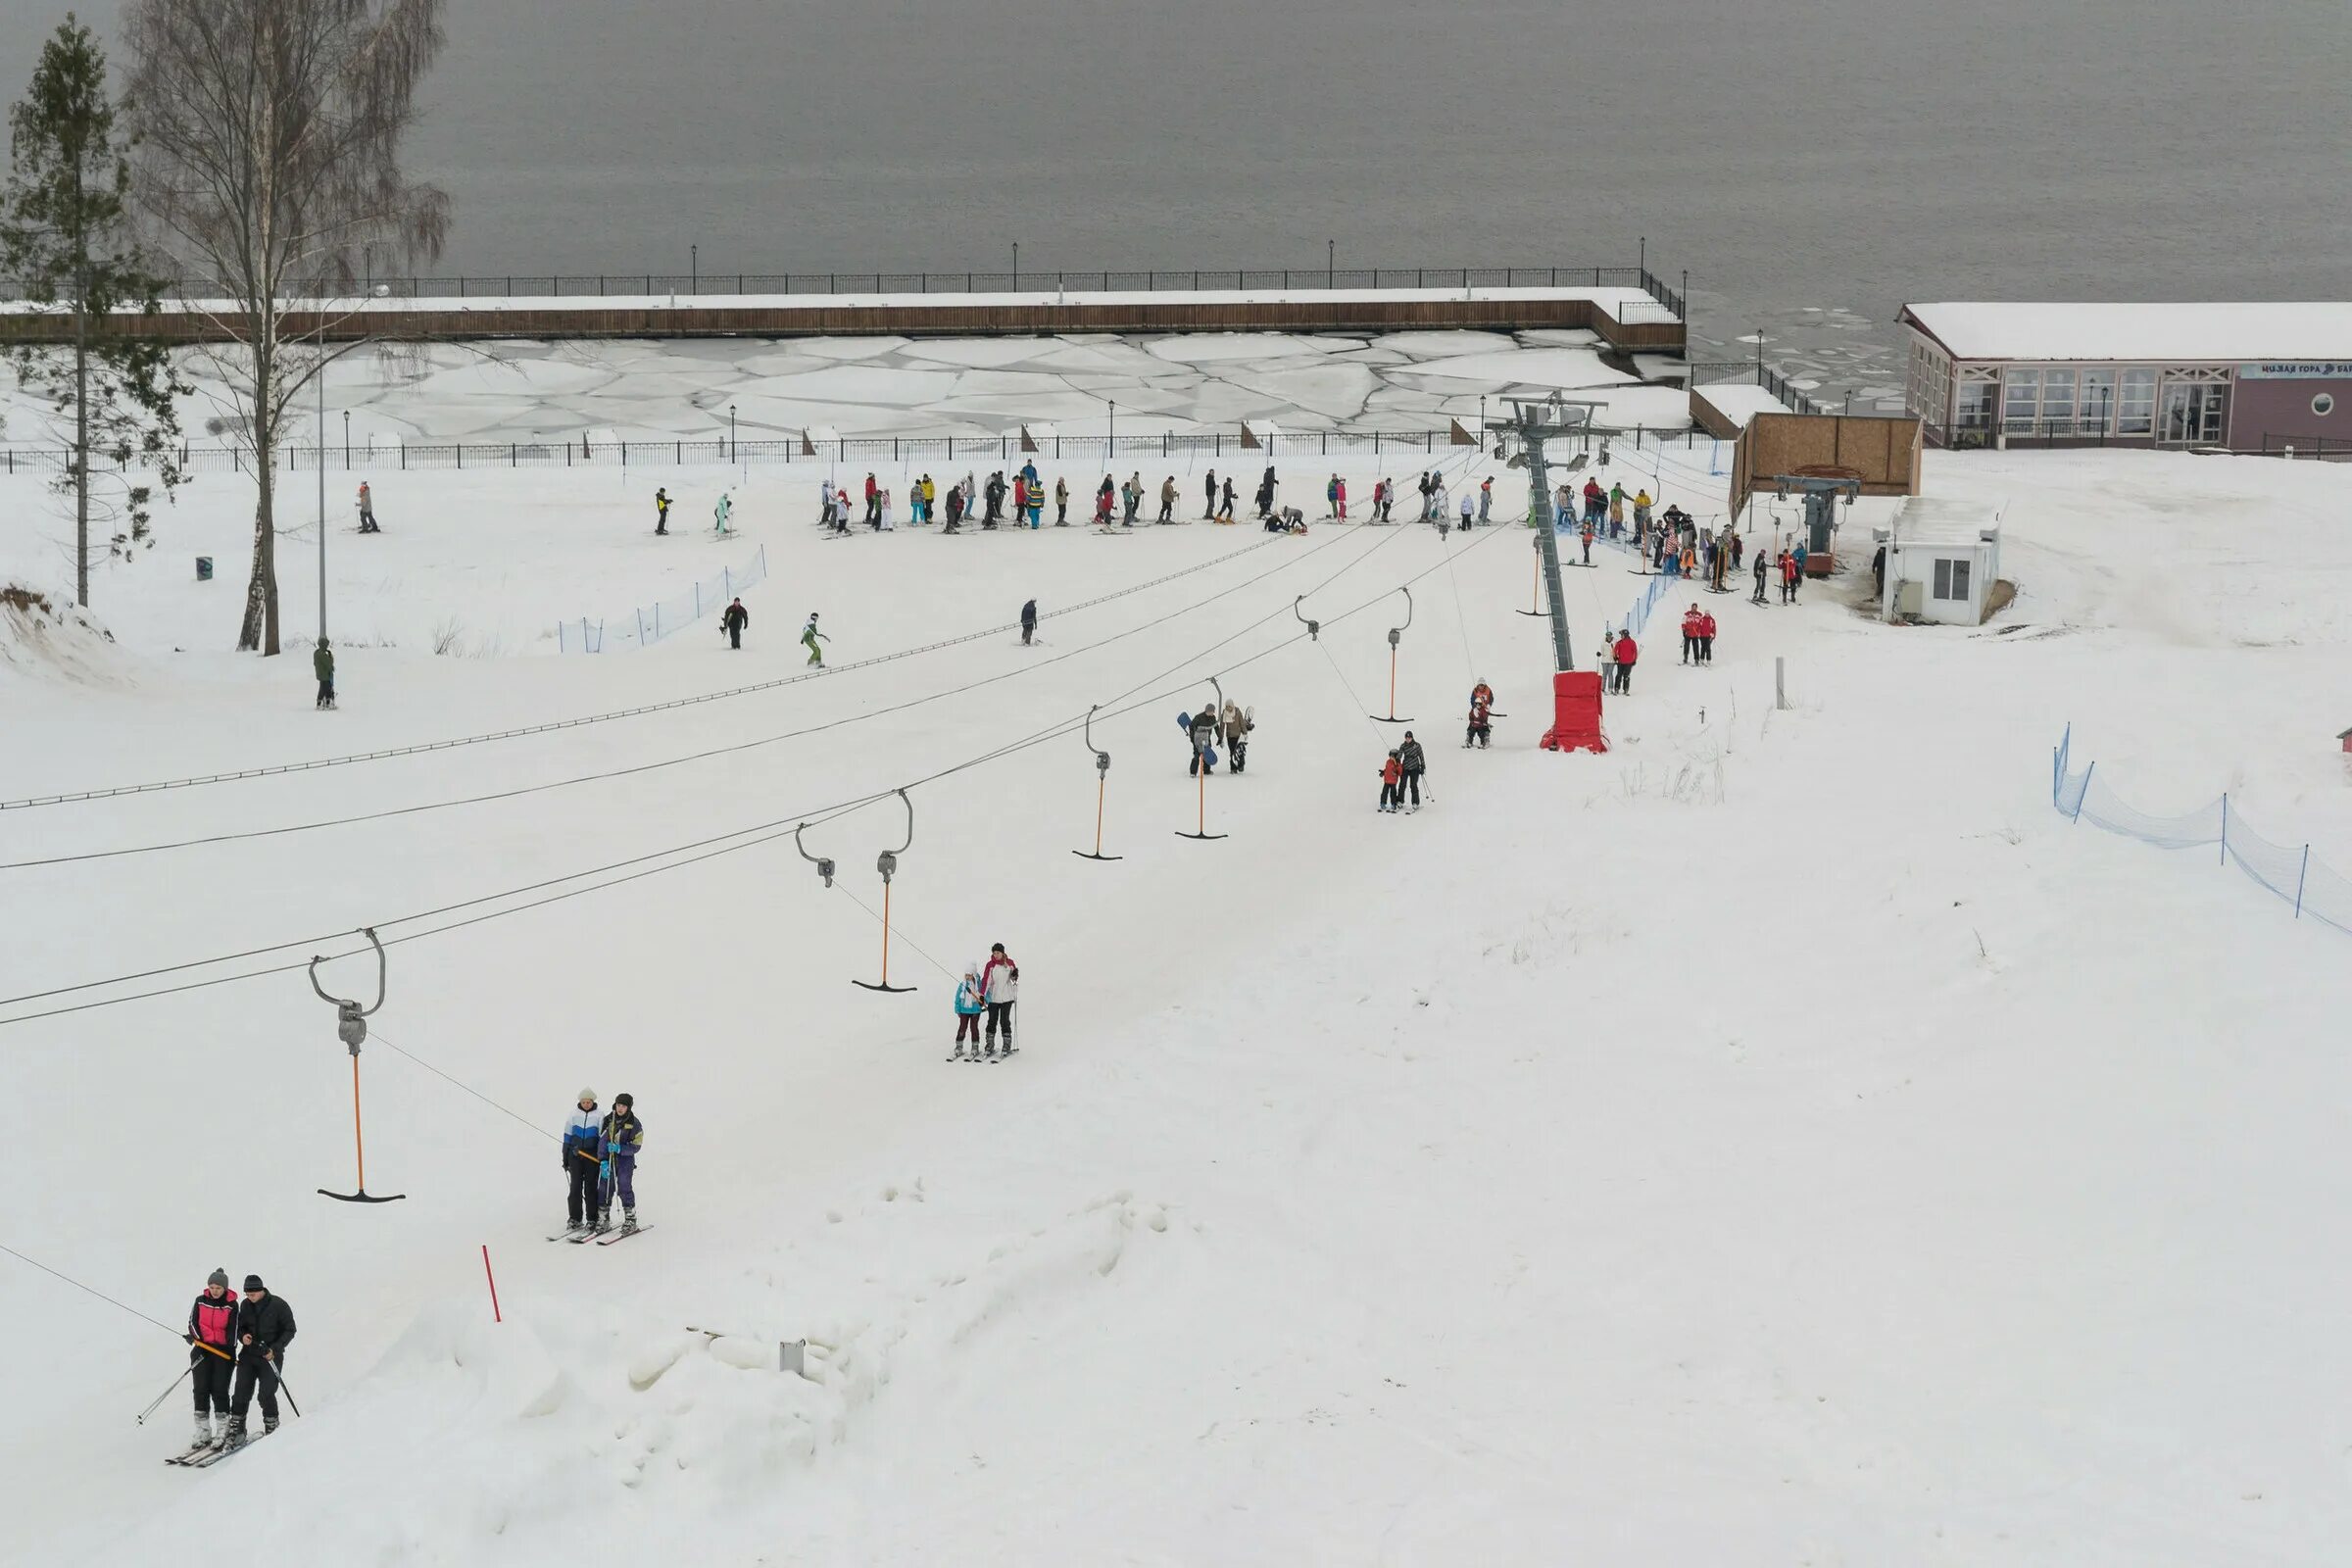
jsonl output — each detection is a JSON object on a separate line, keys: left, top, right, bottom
{"left": 1012, "top": 242, "right": 1019, "bottom": 289}
{"left": 1329, "top": 238, "right": 1335, "bottom": 287}
{"left": 691, "top": 243, "right": 698, "bottom": 294}
{"left": 1108, "top": 398, "right": 1115, "bottom": 459}
{"left": 728, "top": 402, "right": 737, "bottom": 461}
{"left": 342, "top": 409, "right": 350, "bottom": 467}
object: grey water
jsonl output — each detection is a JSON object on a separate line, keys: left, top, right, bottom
{"left": 12, "top": 0, "right": 2352, "bottom": 401}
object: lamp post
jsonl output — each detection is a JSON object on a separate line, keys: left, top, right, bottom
{"left": 342, "top": 409, "right": 350, "bottom": 467}
{"left": 1108, "top": 398, "right": 1116, "bottom": 459}
{"left": 691, "top": 244, "right": 698, "bottom": 294}
{"left": 1012, "top": 242, "right": 1019, "bottom": 289}
{"left": 729, "top": 402, "right": 737, "bottom": 462}
{"left": 1328, "top": 238, "right": 1335, "bottom": 287}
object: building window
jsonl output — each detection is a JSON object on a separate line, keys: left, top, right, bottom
{"left": 1955, "top": 379, "right": 1996, "bottom": 430}
{"left": 2161, "top": 380, "right": 2228, "bottom": 444}
{"left": 1907, "top": 343, "right": 1949, "bottom": 423}
{"left": 2003, "top": 369, "right": 2041, "bottom": 431}
{"left": 2081, "top": 368, "right": 2117, "bottom": 435}
{"left": 2316, "top": 393, "right": 2336, "bottom": 417}
{"left": 1932, "top": 558, "right": 1973, "bottom": 601}
{"left": 2041, "top": 368, "right": 2077, "bottom": 431}
{"left": 2119, "top": 368, "right": 2157, "bottom": 434}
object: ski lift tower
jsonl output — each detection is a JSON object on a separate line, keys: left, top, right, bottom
{"left": 1493, "top": 395, "right": 1609, "bottom": 754}
{"left": 1765, "top": 467, "right": 1863, "bottom": 566}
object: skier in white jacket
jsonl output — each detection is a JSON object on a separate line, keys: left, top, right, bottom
{"left": 979, "top": 943, "right": 1019, "bottom": 1057}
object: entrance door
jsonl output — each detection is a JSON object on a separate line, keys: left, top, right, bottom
{"left": 2160, "top": 382, "right": 2227, "bottom": 444}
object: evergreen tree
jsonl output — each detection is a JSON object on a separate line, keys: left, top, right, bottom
{"left": 0, "top": 15, "right": 186, "bottom": 610}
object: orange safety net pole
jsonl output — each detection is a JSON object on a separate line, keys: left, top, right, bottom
{"left": 880, "top": 881, "right": 893, "bottom": 989}
{"left": 351, "top": 1054, "right": 367, "bottom": 1194}
{"left": 1094, "top": 777, "right": 1107, "bottom": 856}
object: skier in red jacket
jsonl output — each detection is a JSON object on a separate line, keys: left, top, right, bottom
{"left": 1698, "top": 611, "right": 1717, "bottom": 664}
{"left": 1681, "top": 605, "right": 1704, "bottom": 664}
{"left": 1610, "top": 631, "right": 1638, "bottom": 694}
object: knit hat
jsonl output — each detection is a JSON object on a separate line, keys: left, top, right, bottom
{"left": 208, "top": 1267, "right": 229, "bottom": 1289}
{"left": 243, "top": 1274, "right": 265, "bottom": 1293}
{"left": 578, "top": 1087, "right": 597, "bottom": 1104}
{"left": 614, "top": 1093, "right": 633, "bottom": 1107}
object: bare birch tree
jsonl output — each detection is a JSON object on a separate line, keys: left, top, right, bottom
{"left": 123, "top": 0, "right": 447, "bottom": 655}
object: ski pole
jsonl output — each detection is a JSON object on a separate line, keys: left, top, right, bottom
{"left": 265, "top": 1360, "right": 302, "bottom": 1419}
{"left": 136, "top": 1363, "right": 192, "bottom": 1425}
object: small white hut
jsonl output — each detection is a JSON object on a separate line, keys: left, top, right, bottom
{"left": 1875, "top": 498, "right": 2003, "bottom": 625}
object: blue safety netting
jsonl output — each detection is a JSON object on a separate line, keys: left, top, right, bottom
{"left": 2050, "top": 724, "right": 2344, "bottom": 933}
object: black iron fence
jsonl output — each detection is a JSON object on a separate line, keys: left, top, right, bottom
{"left": 0, "top": 419, "right": 1734, "bottom": 476}
{"left": 140, "top": 263, "right": 1687, "bottom": 320}
{"left": 1920, "top": 418, "right": 2164, "bottom": 450}
{"left": 2257, "top": 433, "right": 2352, "bottom": 460}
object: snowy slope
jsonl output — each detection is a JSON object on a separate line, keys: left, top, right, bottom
{"left": 5, "top": 445, "right": 2350, "bottom": 1565}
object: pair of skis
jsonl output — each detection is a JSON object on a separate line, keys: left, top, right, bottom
{"left": 948, "top": 1046, "right": 1018, "bottom": 1063}
{"left": 546, "top": 1223, "right": 652, "bottom": 1246}
{"left": 167, "top": 1432, "right": 265, "bottom": 1468}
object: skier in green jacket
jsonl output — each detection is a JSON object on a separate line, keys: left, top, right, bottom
{"left": 313, "top": 640, "right": 335, "bottom": 710}
{"left": 802, "top": 613, "right": 829, "bottom": 666}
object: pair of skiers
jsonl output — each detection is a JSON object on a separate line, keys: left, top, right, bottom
{"left": 1325, "top": 474, "right": 1348, "bottom": 520}
{"left": 1377, "top": 732, "right": 1427, "bottom": 811}
{"left": 1680, "top": 605, "right": 1718, "bottom": 664}
{"left": 951, "top": 944, "right": 1020, "bottom": 1059}
{"left": 562, "top": 1089, "right": 646, "bottom": 1235}
{"left": 357, "top": 481, "right": 381, "bottom": 534}
{"left": 1466, "top": 681, "right": 1494, "bottom": 748}
{"left": 178, "top": 1270, "right": 295, "bottom": 1455}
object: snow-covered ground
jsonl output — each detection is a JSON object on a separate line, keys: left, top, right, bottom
{"left": 5, "top": 431, "right": 2350, "bottom": 1565}
{"left": 0, "top": 327, "right": 1690, "bottom": 452}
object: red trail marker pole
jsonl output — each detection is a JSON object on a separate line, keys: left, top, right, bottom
{"left": 481, "top": 1245, "right": 503, "bottom": 1323}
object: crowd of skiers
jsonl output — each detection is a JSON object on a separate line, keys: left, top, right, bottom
{"left": 176, "top": 1271, "right": 295, "bottom": 1457}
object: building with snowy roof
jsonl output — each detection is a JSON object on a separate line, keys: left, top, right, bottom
{"left": 1872, "top": 498, "right": 2003, "bottom": 626}
{"left": 1897, "top": 302, "right": 2352, "bottom": 455}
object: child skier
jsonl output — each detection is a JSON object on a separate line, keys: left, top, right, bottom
{"left": 313, "top": 638, "right": 335, "bottom": 710}
{"left": 599, "top": 1093, "right": 645, "bottom": 1234}
{"left": 1379, "top": 750, "right": 1402, "bottom": 813}
{"left": 1466, "top": 692, "right": 1493, "bottom": 749}
{"left": 802, "top": 612, "right": 828, "bottom": 666}
{"left": 953, "top": 964, "right": 986, "bottom": 1058}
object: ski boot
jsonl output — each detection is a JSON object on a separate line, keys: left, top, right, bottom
{"left": 263, "top": 1412, "right": 280, "bottom": 1437}
{"left": 222, "top": 1413, "right": 248, "bottom": 1450}
{"left": 620, "top": 1209, "right": 639, "bottom": 1236}
{"left": 591, "top": 1213, "right": 613, "bottom": 1236}
{"left": 185, "top": 1413, "right": 216, "bottom": 1454}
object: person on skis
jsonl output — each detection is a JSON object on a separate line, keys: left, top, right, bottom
{"left": 1123, "top": 471, "right": 1143, "bottom": 526}
{"left": 357, "top": 480, "right": 379, "bottom": 533}
{"left": 953, "top": 964, "right": 986, "bottom": 1058}
{"left": 1466, "top": 691, "right": 1493, "bottom": 749}
{"left": 1011, "top": 472, "right": 1028, "bottom": 525}
{"left": 654, "top": 487, "right": 670, "bottom": 536}
{"left": 712, "top": 491, "right": 734, "bottom": 535}
{"left": 1632, "top": 489, "right": 1651, "bottom": 537}
{"left": 1458, "top": 491, "right": 1474, "bottom": 531}
{"left": 313, "top": 638, "right": 335, "bottom": 710}
{"left": 1378, "top": 749, "right": 1402, "bottom": 812}
{"left": 1254, "top": 466, "right": 1277, "bottom": 518}
{"left": 600, "top": 1093, "right": 645, "bottom": 1235}
{"left": 1020, "top": 598, "right": 1039, "bottom": 646}
{"left": 564, "top": 1089, "right": 605, "bottom": 1232}
{"left": 721, "top": 597, "right": 749, "bottom": 650}
{"left": 1580, "top": 516, "right": 1595, "bottom": 564}
{"left": 802, "top": 612, "right": 829, "bottom": 665}
{"left": 1396, "top": 732, "right": 1427, "bottom": 811}
{"left": 1752, "top": 548, "right": 1770, "bottom": 605}
{"left": 1582, "top": 476, "right": 1605, "bottom": 526}
{"left": 1698, "top": 608, "right": 1718, "bottom": 664}
{"left": 1159, "top": 475, "right": 1178, "bottom": 523}
{"left": 1055, "top": 475, "right": 1070, "bottom": 526}
{"left": 1611, "top": 629, "right": 1639, "bottom": 694}
{"left": 980, "top": 943, "right": 1019, "bottom": 1057}
{"left": 1218, "top": 474, "right": 1237, "bottom": 521}
{"left": 863, "top": 472, "right": 881, "bottom": 528}
{"left": 1095, "top": 475, "right": 1115, "bottom": 525}
{"left": 224, "top": 1275, "right": 294, "bottom": 1449}
{"left": 182, "top": 1267, "right": 238, "bottom": 1453}
{"left": 1478, "top": 475, "right": 1493, "bottom": 525}
{"left": 1203, "top": 468, "right": 1218, "bottom": 520}
{"left": 1682, "top": 603, "right": 1704, "bottom": 664}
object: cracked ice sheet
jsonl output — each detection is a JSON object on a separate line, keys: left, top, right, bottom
{"left": 1365, "top": 330, "right": 1521, "bottom": 358}
{"left": 1395, "top": 348, "right": 1631, "bottom": 389}
{"left": 1143, "top": 332, "right": 1327, "bottom": 364}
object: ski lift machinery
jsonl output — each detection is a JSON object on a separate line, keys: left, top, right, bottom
{"left": 312, "top": 927, "right": 405, "bottom": 1202}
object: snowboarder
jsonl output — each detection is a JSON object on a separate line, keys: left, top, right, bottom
{"left": 312, "top": 639, "right": 335, "bottom": 710}
{"left": 1020, "top": 598, "right": 1039, "bottom": 646}
{"left": 653, "top": 487, "right": 670, "bottom": 535}
{"left": 182, "top": 1267, "right": 238, "bottom": 1452}
{"left": 1396, "top": 733, "right": 1427, "bottom": 811}
{"left": 802, "top": 612, "right": 828, "bottom": 666}
{"left": 1378, "top": 750, "right": 1401, "bottom": 812}
{"left": 1610, "top": 630, "right": 1639, "bottom": 694}
{"left": 600, "top": 1093, "right": 644, "bottom": 1234}
{"left": 1466, "top": 692, "right": 1493, "bottom": 749}
{"left": 357, "top": 481, "right": 379, "bottom": 533}
{"left": 1159, "top": 475, "right": 1177, "bottom": 523}
{"left": 564, "top": 1089, "right": 605, "bottom": 1232}
{"left": 1609, "top": 482, "right": 1627, "bottom": 532}
{"left": 953, "top": 964, "right": 986, "bottom": 1057}
{"left": 1186, "top": 703, "right": 1221, "bottom": 775}
{"left": 713, "top": 492, "right": 734, "bottom": 534}
{"left": 721, "top": 597, "right": 749, "bottom": 650}
{"left": 1221, "top": 701, "right": 1253, "bottom": 772}
{"left": 981, "top": 943, "right": 1019, "bottom": 1057}
{"left": 224, "top": 1275, "right": 294, "bottom": 1449}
